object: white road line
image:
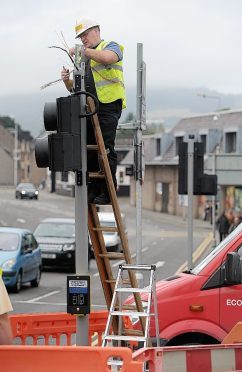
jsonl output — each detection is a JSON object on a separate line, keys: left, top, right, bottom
{"left": 26, "top": 290, "right": 61, "bottom": 303}
{"left": 155, "top": 261, "right": 165, "bottom": 268}
{"left": 16, "top": 218, "right": 26, "bottom": 223}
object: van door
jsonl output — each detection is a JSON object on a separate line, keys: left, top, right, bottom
{"left": 219, "top": 242, "right": 242, "bottom": 334}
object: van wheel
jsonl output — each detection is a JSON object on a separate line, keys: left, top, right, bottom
{"left": 31, "top": 267, "right": 41, "bottom": 287}
{"left": 13, "top": 272, "right": 22, "bottom": 293}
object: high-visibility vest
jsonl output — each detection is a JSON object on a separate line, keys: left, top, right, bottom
{"left": 90, "top": 41, "right": 126, "bottom": 109}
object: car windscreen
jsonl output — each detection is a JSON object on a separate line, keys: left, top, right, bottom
{"left": 0, "top": 232, "right": 19, "bottom": 251}
{"left": 99, "top": 220, "right": 116, "bottom": 235}
{"left": 191, "top": 222, "right": 242, "bottom": 275}
{"left": 20, "top": 184, "right": 35, "bottom": 189}
{"left": 34, "top": 223, "right": 75, "bottom": 238}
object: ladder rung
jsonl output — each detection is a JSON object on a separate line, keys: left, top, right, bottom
{"left": 88, "top": 172, "right": 105, "bottom": 178}
{"left": 105, "top": 279, "right": 116, "bottom": 284}
{"left": 121, "top": 304, "right": 137, "bottom": 311}
{"left": 120, "top": 264, "right": 156, "bottom": 271}
{"left": 111, "top": 311, "right": 148, "bottom": 317}
{"left": 122, "top": 329, "right": 144, "bottom": 336}
{"left": 99, "top": 253, "right": 125, "bottom": 260}
{"left": 115, "top": 287, "right": 151, "bottom": 293}
{"left": 87, "top": 145, "right": 99, "bottom": 151}
{"left": 93, "top": 226, "right": 118, "bottom": 232}
{"left": 104, "top": 335, "right": 147, "bottom": 342}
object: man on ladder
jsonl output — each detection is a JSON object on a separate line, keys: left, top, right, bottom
{"left": 61, "top": 16, "right": 126, "bottom": 205}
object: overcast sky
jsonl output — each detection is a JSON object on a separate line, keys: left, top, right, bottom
{"left": 1, "top": 0, "right": 242, "bottom": 98}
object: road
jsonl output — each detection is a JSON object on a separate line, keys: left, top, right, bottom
{"left": 0, "top": 187, "right": 213, "bottom": 314}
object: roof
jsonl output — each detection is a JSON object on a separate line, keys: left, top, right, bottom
{"left": 0, "top": 227, "right": 31, "bottom": 234}
{"left": 173, "top": 109, "right": 242, "bottom": 134}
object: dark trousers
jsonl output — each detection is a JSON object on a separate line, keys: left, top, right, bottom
{"left": 87, "top": 99, "right": 122, "bottom": 194}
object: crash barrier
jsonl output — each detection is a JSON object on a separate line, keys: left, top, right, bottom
{"left": 133, "top": 344, "right": 242, "bottom": 372}
{"left": 0, "top": 345, "right": 143, "bottom": 372}
{"left": 10, "top": 311, "right": 108, "bottom": 346}
{"left": 222, "top": 321, "right": 242, "bottom": 344}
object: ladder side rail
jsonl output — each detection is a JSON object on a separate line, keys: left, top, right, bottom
{"left": 87, "top": 98, "right": 146, "bottom": 335}
{"left": 143, "top": 268, "right": 155, "bottom": 348}
{"left": 88, "top": 205, "right": 120, "bottom": 334}
{"left": 102, "top": 268, "right": 123, "bottom": 346}
{"left": 88, "top": 206, "right": 114, "bottom": 302}
{"left": 87, "top": 98, "right": 129, "bottom": 256}
{"left": 152, "top": 273, "right": 160, "bottom": 346}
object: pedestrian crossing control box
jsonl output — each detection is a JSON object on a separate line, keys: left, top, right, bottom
{"left": 67, "top": 275, "right": 90, "bottom": 315}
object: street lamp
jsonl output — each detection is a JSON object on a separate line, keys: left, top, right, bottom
{"left": 197, "top": 92, "right": 221, "bottom": 247}
{"left": 14, "top": 122, "right": 18, "bottom": 187}
{"left": 197, "top": 92, "right": 221, "bottom": 113}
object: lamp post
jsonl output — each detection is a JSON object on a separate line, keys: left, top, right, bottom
{"left": 197, "top": 92, "right": 220, "bottom": 247}
{"left": 14, "top": 122, "right": 18, "bottom": 187}
{"left": 197, "top": 92, "right": 221, "bottom": 112}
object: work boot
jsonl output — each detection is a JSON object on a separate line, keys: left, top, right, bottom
{"left": 93, "top": 192, "right": 111, "bottom": 205}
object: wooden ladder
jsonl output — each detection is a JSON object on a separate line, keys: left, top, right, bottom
{"left": 87, "top": 97, "right": 145, "bottom": 334}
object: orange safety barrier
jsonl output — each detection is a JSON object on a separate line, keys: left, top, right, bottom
{"left": 10, "top": 310, "right": 108, "bottom": 346}
{"left": 0, "top": 345, "right": 143, "bottom": 372}
{"left": 133, "top": 344, "right": 242, "bottom": 372}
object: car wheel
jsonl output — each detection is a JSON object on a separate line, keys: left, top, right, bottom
{"left": 13, "top": 271, "right": 22, "bottom": 293}
{"left": 31, "top": 267, "right": 41, "bottom": 287}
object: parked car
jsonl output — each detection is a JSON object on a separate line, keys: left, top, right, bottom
{"left": 0, "top": 227, "right": 42, "bottom": 292}
{"left": 90, "top": 212, "right": 127, "bottom": 257}
{"left": 34, "top": 218, "right": 91, "bottom": 270}
{"left": 15, "top": 183, "right": 39, "bottom": 200}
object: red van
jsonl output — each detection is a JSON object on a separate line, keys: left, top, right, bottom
{"left": 127, "top": 224, "right": 242, "bottom": 346}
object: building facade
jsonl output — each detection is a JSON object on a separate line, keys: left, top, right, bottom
{"left": 123, "top": 109, "right": 242, "bottom": 219}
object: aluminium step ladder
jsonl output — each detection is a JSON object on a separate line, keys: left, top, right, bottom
{"left": 87, "top": 97, "right": 145, "bottom": 335}
{"left": 102, "top": 264, "right": 160, "bottom": 349}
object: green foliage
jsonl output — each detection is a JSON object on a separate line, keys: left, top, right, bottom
{"left": 117, "top": 111, "right": 164, "bottom": 139}
{"left": 0, "top": 116, "right": 19, "bottom": 130}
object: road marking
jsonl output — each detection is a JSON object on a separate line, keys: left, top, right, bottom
{"left": 16, "top": 218, "right": 26, "bottom": 223}
{"left": 111, "top": 247, "right": 149, "bottom": 268}
{"left": 175, "top": 232, "right": 213, "bottom": 274}
{"left": 25, "top": 290, "right": 61, "bottom": 303}
{"left": 155, "top": 261, "right": 165, "bottom": 268}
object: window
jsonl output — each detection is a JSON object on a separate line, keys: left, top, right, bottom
{"left": 175, "top": 136, "right": 184, "bottom": 156}
{"left": 200, "top": 135, "right": 207, "bottom": 153}
{"left": 156, "top": 138, "right": 161, "bottom": 156}
{"left": 61, "top": 172, "right": 68, "bottom": 182}
{"left": 225, "top": 132, "right": 236, "bottom": 153}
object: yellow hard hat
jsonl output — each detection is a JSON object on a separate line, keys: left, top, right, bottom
{"left": 75, "top": 17, "right": 100, "bottom": 39}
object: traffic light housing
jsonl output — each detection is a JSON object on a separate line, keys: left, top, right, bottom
{"left": 178, "top": 141, "right": 217, "bottom": 195}
{"left": 35, "top": 95, "right": 82, "bottom": 172}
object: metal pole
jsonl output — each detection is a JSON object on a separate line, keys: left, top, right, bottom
{"left": 187, "top": 135, "right": 194, "bottom": 270}
{"left": 135, "top": 43, "right": 143, "bottom": 284}
{"left": 135, "top": 43, "right": 143, "bottom": 265}
{"left": 212, "top": 152, "right": 216, "bottom": 247}
{"left": 14, "top": 123, "right": 18, "bottom": 186}
{"left": 75, "top": 62, "right": 89, "bottom": 345}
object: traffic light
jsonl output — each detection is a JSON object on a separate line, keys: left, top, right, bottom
{"left": 35, "top": 95, "right": 82, "bottom": 172}
{"left": 178, "top": 141, "right": 217, "bottom": 195}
